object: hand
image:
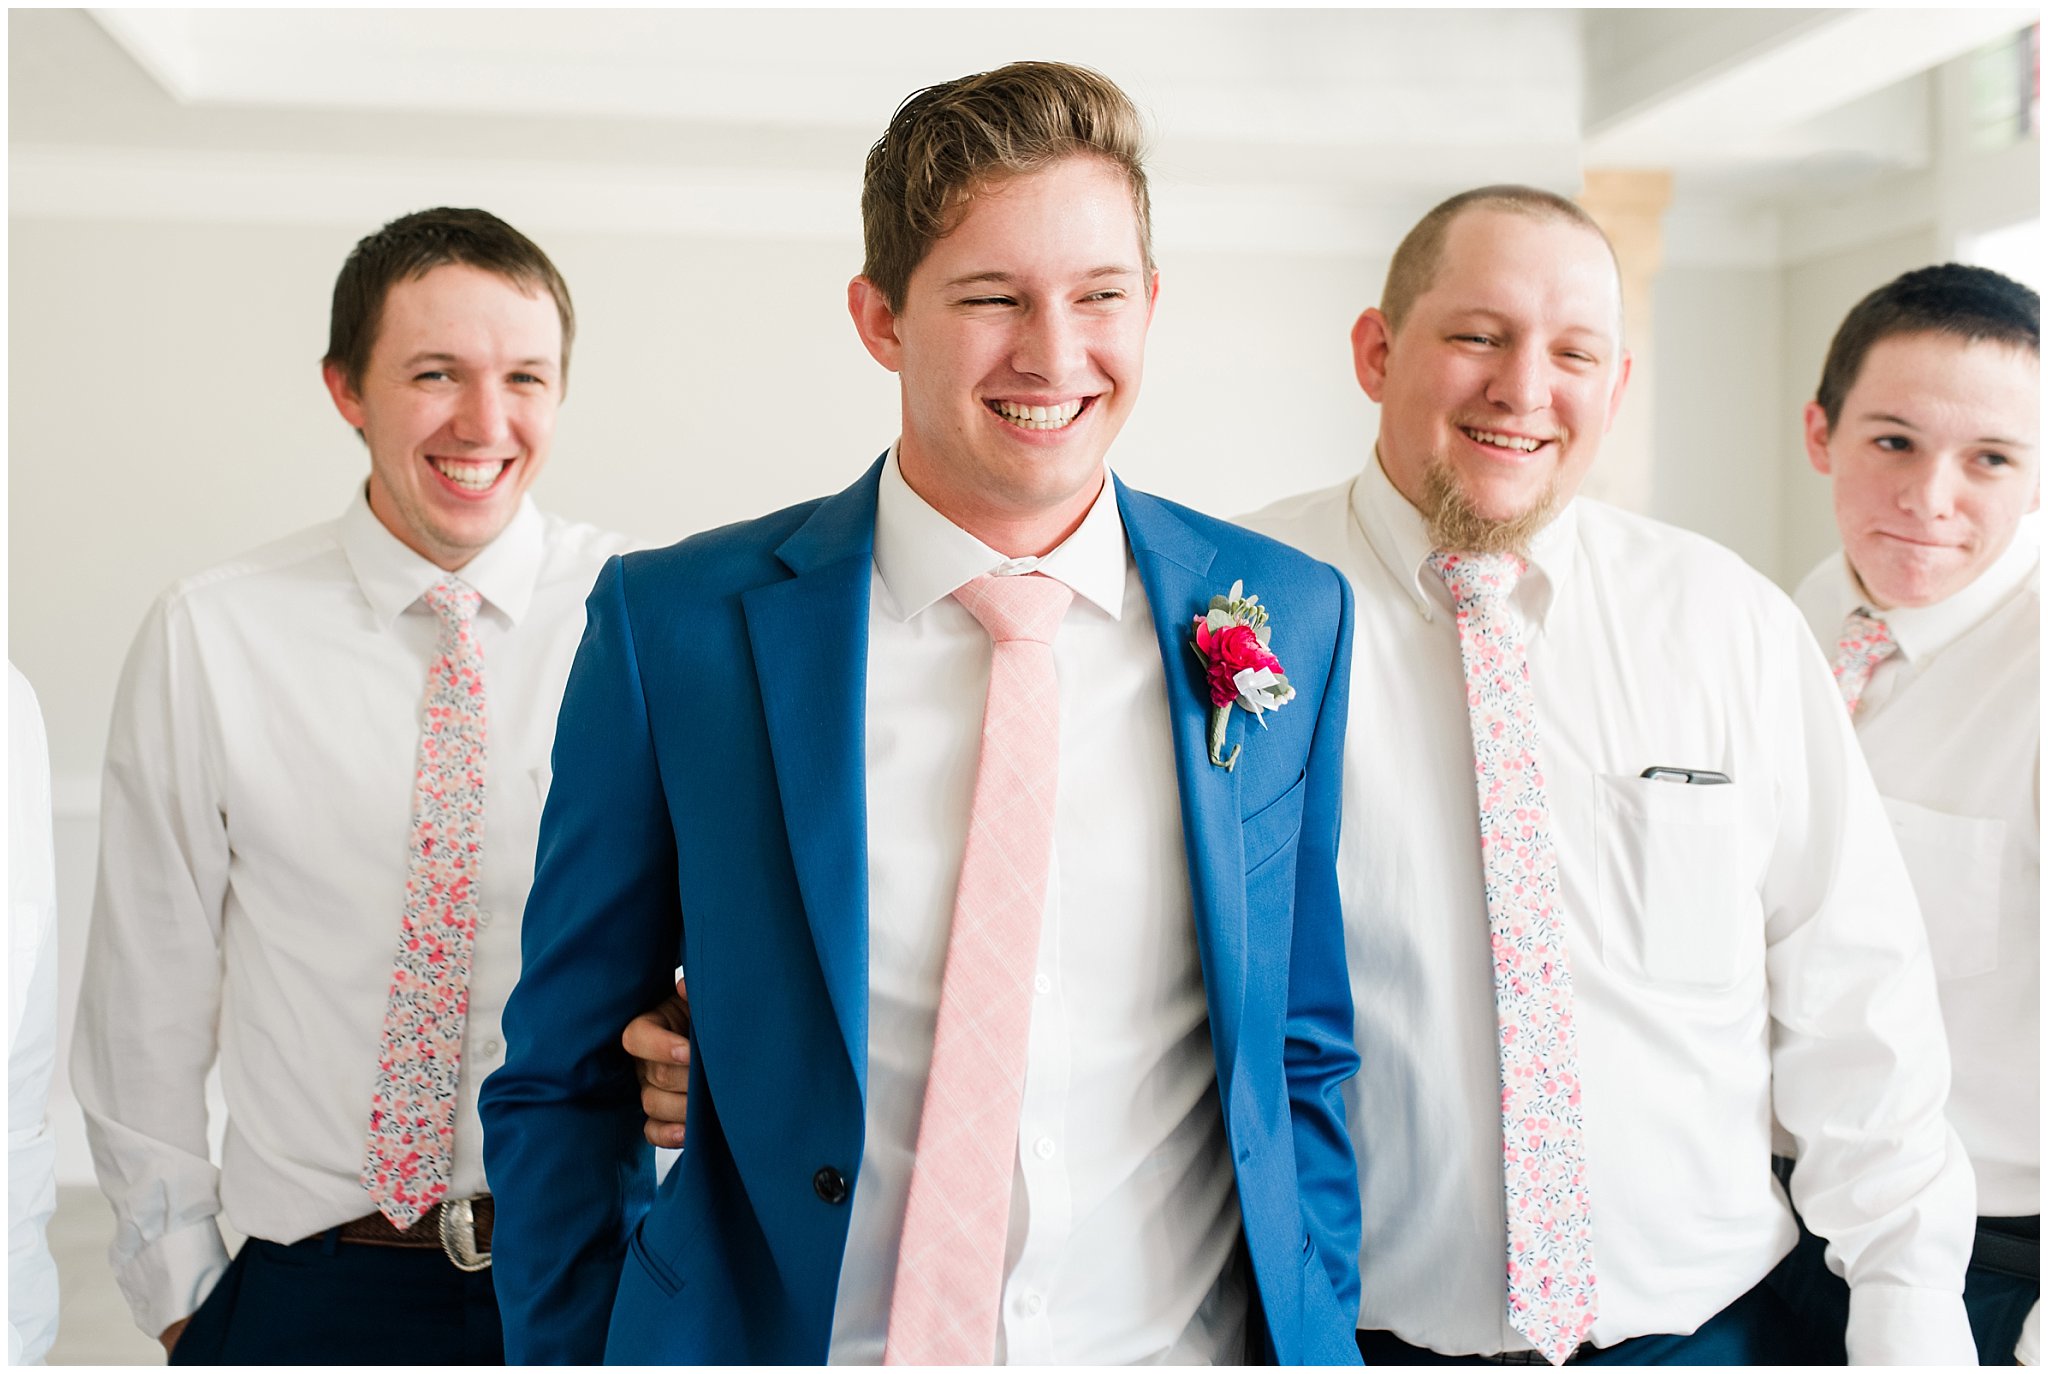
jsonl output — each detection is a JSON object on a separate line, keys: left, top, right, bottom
{"left": 623, "top": 978, "right": 692, "bottom": 1148}
{"left": 159, "top": 1316, "right": 190, "bottom": 1356}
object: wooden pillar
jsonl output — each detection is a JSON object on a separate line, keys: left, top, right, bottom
{"left": 1576, "top": 169, "right": 1672, "bottom": 515}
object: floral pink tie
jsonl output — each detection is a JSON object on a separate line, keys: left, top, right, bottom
{"left": 1430, "top": 550, "right": 1597, "bottom": 1366}
{"left": 1830, "top": 609, "right": 1897, "bottom": 717}
{"left": 884, "top": 571, "right": 1073, "bottom": 1366}
{"left": 362, "top": 579, "right": 487, "bottom": 1228}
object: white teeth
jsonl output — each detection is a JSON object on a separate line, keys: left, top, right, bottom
{"left": 430, "top": 458, "right": 507, "bottom": 492}
{"left": 1464, "top": 428, "right": 1543, "bottom": 452}
{"left": 993, "top": 399, "right": 1083, "bottom": 430}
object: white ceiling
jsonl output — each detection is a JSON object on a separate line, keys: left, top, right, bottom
{"left": 9, "top": 7, "right": 2037, "bottom": 261}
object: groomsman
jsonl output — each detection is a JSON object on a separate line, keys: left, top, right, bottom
{"left": 73, "top": 208, "right": 628, "bottom": 1362}
{"left": 1774, "top": 262, "right": 2040, "bottom": 1364}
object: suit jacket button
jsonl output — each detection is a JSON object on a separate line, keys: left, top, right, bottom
{"left": 813, "top": 1166, "right": 849, "bottom": 1204}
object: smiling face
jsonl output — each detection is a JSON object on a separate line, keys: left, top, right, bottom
{"left": 323, "top": 263, "right": 563, "bottom": 570}
{"left": 848, "top": 154, "right": 1158, "bottom": 557}
{"left": 1807, "top": 331, "right": 2039, "bottom": 609}
{"left": 1353, "top": 207, "right": 1631, "bottom": 549}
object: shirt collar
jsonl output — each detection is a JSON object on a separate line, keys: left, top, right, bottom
{"left": 338, "top": 483, "right": 547, "bottom": 628}
{"left": 1853, "top": 515, "right": 2041, "bottom": 663}
{"left": 872, "top": 443, "right": 1128, "bottom": 622}
{"left": 1346, "top": 446, "right": 1575, "bottom": 627}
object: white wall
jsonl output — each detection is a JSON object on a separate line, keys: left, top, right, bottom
{"left": 1650, "top": 265, "right": 1785, "bottom": 577}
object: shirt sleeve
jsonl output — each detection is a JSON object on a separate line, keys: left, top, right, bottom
{"left": 1759, "top": 604, "right": 1976, "bottom": 1365}
{"left": 69, "top": 594, "right": 233, "bottom": 1338}
{"left": 10, "top": 667, "right": 62, "bottom": 1366}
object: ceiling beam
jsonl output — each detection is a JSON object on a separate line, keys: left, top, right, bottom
{"left": 1584, "top": 7, "right": 2035, "bottom": 164}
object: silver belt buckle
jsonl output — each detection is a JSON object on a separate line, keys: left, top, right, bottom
{"left": 437, "top": 1196, "right": 491, "bottom": 1272}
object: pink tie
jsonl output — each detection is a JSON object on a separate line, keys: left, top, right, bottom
{"left": 1830, "top": 609, "right": 1898, "bottom": 717}
{"left": 362, "top": 579, "right": 487, "bottom": 1228}
{"left": 1430, "top": 550, "right": 1597, "bottom": 1366}
{"left": 884, "top": 571, "right": 1073, "bottom": 1366}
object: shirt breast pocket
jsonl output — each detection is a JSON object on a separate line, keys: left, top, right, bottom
{"left": 1594, "top": 773, "right": 1755, "bottom": 991}
{"left": 1881, "top": 795, "right": 2003, "bottom": 982}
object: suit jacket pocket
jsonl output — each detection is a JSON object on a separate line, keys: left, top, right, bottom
{"left": 1243, "top": 771, "right": 1309, "bottom": 878}
{"left": 626, "top": 1196, "right": 709, "bottom": 1300}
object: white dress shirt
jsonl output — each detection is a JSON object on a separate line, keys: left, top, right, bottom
{"left": 1795, "top": 524, "right": 2039, "bottom": 1218}
{"left": 10, "top": 666, "right": 61, "bottom": 1365}
{"left": 73, "top": 490, "right": 628, "bottom": 1338}
{"left": 827, "top": 451, "right": 1245, "bottom": 1364}
{"left": 1244, "top": 455, "right": 1976, "bottom": 1364}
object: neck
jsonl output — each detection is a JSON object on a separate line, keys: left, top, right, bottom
{"left": 897, "top": 452, "right": 1105, "bottom": 559}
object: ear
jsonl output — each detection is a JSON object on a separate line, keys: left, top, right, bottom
{"left": 1350, "top": 308, "right": 1394, "bottom": 401}
{"left": 1802, "top": 401, "right": 1835, "bottom": 476}
{"left": 847, "top": 276, "right": 904, "bottom": 372}
{"left": 1603, "top": 348, "right": 1634, "bottom": 432}
{"left": 1143, "top": 267, "right": 1161, "bottom": 326}
{"left": 322, "top": 359, "right": 367, "bottom": 431}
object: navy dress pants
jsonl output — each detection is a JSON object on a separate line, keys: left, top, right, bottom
{"left": 168, "top": 1231, "right": 503, "bottom": 1365}
{"left": 1355, "top": 1279, "right": 1805, "bottom": 1364}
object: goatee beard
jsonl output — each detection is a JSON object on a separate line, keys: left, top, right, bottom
{"left": 1421, "top": 456, "right": 1562, "bottom": 557}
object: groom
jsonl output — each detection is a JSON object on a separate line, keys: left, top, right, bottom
{"left": 480, "top": 61, "right": 1362, "bottom": 1364}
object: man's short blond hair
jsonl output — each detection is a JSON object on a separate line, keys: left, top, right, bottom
{"left": 1380, "top": 185, "right": 1618, "bottom": 334}
{"left": 860, "top": 61, "right": 1154, "bottom": 311}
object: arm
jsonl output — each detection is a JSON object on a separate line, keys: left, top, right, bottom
{"left": 68, "top": 595, "right": 234, "bottom": 1342}
{"left": 1284, "top": 566, "right": 1362, "bottom": 1320}
{"left": 9, "top": 668, "right": 61, "bottom": 1366}
{"left": 1763, "top": 611, "right": 1975, "bottom": 1365}
{"left": 479, "top": 557, "right": 683, "bottom": 1365}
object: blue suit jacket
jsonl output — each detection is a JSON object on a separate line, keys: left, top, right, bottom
{"left": 481, "top": 460, "right": 1362, "bottom": 1364}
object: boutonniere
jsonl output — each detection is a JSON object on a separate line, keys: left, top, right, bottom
{"left": 1189, "top": 580, "right": 1295, "bottom": 772}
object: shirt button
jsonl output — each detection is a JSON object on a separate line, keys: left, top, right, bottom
{"left": 478, "top": 910, "right": 494, "bottom": 928}
{"left": 1033, "top": 1136, "right": 1056, "bottom": 1160}
{"left": 482, "top": 1038, "right": 501, "bottom": 1058}
{"left": 1033, "top": 974, "right": 1051, "bottom": 995}
{"left": 1022, "top": 1291, "right": 1045, "bottom": 1316}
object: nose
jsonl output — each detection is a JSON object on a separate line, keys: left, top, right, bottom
{"left": 1010, "top": 302, "right": 1085, "bottom": 384}
{"left": 451, "top": 381, "right": 511, "bottom": 448}
{"left": 1897, "top": 457, "right": 1960, "bottom": 520}
{"left": 1485, "top": 342, "right": 1550, "bottom": 415}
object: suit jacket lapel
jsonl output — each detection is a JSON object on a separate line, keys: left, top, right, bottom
{"left": 1117, "top": 480, "right": 1249, "bottom": 1094}
{"left": 741, "top": 458, "right": 883, "bottom": 1095}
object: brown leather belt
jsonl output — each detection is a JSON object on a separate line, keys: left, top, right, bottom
{"left": 334, "top": 1195, "right": 493, "bottom": 1271}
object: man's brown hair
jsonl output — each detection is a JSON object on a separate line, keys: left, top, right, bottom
{"left": 1380, "top": 185, "right": 1618, "bottom": 334}
{"left": 860, "top": 61, "right": 1154, "bottom": 310}
{"left": 325, "top": 207, "right": 576, "bottom": 392}
{"left": 1814, "top": 263, "right": 2039, "bottom": 427}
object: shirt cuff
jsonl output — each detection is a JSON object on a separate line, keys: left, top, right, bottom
{"left": 113, "top": 1218, "right": 230, "bottom": 1340}
{"left": 1845, "top": 1283, "right": 1977, "bottom": 1365}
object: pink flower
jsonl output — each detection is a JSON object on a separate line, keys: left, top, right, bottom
{"left": 1193, "top": 619, "right": 1283, "bottom": 708}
